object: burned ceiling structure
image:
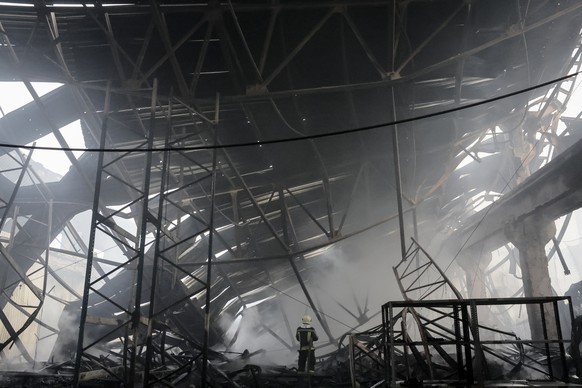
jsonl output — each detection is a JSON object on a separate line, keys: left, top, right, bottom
{"left": 1, "top": 0, "right": 582, "bottom": 386}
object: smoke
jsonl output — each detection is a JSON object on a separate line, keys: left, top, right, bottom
{"left": 216, "top": 307, "right": 297, "bottom": 368}
{"left": 211, "top": 224, "right": 408, "bottom": 370}
{"left": 49, "top": 308, "right": 80, "bottom": 363}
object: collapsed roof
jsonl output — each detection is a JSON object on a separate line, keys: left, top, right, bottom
{"left": 0, "top": 0, "right": 582, "bottom": 385}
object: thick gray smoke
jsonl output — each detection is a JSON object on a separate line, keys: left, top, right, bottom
{"left": 213, "top": 226, "right": 406, "bottom": 367}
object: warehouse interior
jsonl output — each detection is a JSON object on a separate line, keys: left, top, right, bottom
{"left": 1, "top": 1, "right": 582, "bottom": 386}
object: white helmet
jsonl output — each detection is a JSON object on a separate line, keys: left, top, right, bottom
{"left": 302, "top": 314, "right": 312, "bottom": 325}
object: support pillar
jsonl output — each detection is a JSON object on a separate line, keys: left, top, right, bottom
{"left": 504, "top": 214, "right": 556, "bottom": 341}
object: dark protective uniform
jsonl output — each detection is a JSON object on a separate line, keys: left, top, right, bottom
{"left": 296, "top": 325, "right": 318, "bottom": 372}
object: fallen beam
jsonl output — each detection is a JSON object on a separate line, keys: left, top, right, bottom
{"left": 454, "top": 137, "right": 582, "bottom": 252}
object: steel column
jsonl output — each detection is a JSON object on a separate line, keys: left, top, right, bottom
{"left": 391, "top": 87, "right": 407, "bottom": 262}
{"left": 73, "top": 85, "right": 111, "bottom": 387}
{"left": 201, "top": 93, "right": 220, "bottom": 387}
{"left": 143, "top": 90, "right": 173, "bottom": 384}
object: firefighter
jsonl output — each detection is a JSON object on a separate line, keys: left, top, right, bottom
{"left": 296, "top": 314, "right": 318, "bottom": 373}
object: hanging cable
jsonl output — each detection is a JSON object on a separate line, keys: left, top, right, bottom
{"left": 0, "top": 71, "right": 580, "bottom": 154}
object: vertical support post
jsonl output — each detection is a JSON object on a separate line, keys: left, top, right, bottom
{"left": 144, "top": 90, "right": 173, "bottom": 384}
{"left": 201, "top": 93, "right": 220, "bottom": 387}
{"left": 123, "top": 316, "right": 130, "bottom": 379}
{"left": 412, "top": 207, "right": 418, "bottom": 242}
{"left": 391, "top": 87, "right": 407, "bottom": 262}
{"left": 42, "top": 199, "right": 53, "bottom": 295}
{"left": 129, "top": 79, "right": 158, "bottom": 386}
{"left": 540, "top": 301, "right": 553, "bottom": 379}
{"left": 349, "top": 335, "right": 357, "bottom": 388}
{"left": 34, "top": 199, "right": 53, "bottom": 368}
{"left": 567, "top": 296, "right": 582, "bottom": 378}
{"left": 453, "top": 303, "right": 464, "bottom": 381}
{"left": 382, "top": 304, "right": 387, "bottom": 384}
{"left": 74, "top": 84, "right": 111, "bottom": 388}
{"left": 412, "top": 208, "right": 419, "bottom": 269}
{"left": 231, "top": 191, "right": 242, "bottom": 256}
{"left": 553, "top": 300, "right": 568, "bottom": 382}
{"left": 401, "top": 316, "right": 411, "bottom": 379}
{"left": 461, "top": 304, "right": 473, "bottom": 385}
{"left": 390, "top": 0, "right": 396, "bottom": 73}
{"left": 469, "top": 301, "right": 484, "bottom": 387}
{"left": 389, "top": 303, "right": 396, "bottom": 387}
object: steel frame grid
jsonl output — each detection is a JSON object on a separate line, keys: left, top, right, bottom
{"left": 382, "top": 296, "right": 579, "bottom": 387}
{"left": 344, "top": 324, "right": 386, "bottom": 387}
{"left": 64, "top": 91, "right": 398, "bottom": 386}
{"left": 71, "top": 84, "right": 225, "bottom": 386}
{"left": 72, "top": 81, "right": 185, "bottom": 386}
{"left": 393, "top": 237, "right": 464, "bottom": 303}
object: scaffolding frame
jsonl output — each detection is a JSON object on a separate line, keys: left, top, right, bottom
{"left": 382, "top": 296, "right": 579, "bottom": 386}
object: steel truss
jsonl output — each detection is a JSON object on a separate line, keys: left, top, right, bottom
{"left": 394, "top": 238, "right": 463, "bottom": 302}
{"left": 388, "top": 239, "right": 582, "bottom": 385}
{"left": 71, "top": 83, "right": 224, "bottom": 386}
{"left": 67, "top": 83, "right": 387, "bottom": 385}
{"left": 321, "top": 239, "right": 449, "bottom": 387}
{"left": 383, "top": 296, "right": 579, "bottom": 386}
